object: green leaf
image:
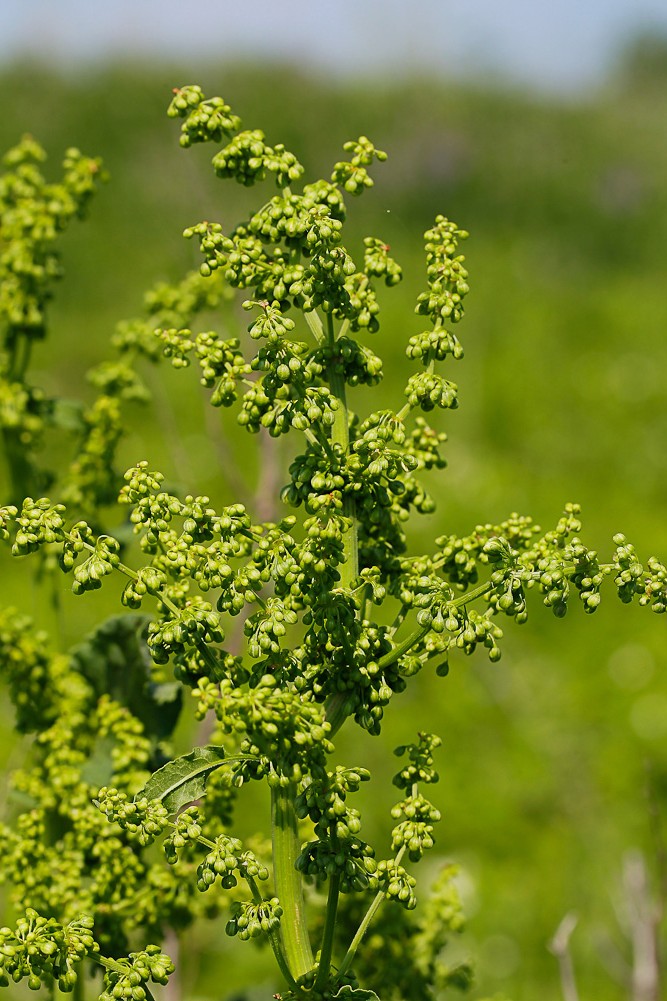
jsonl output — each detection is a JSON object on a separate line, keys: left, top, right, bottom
{"left": 139, "top": 745, "right": 229, "bottom": 812}
{"left": 333, "top": 988, "right": 381, "bottom": 1001}
{"left": 80, "top": 735, "right": 117, "bottom": 788}
{"left": 68, "top": 614, "right": 182, "bottom": 741}
{"left": 50, "top": 397, "right": 86, "bottom": 433}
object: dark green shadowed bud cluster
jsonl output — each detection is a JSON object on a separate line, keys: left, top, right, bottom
{"left": 226, "top": 897, "right": 283, "bottom": 940}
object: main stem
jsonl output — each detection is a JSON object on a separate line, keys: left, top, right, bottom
{"left": 316, "top": 313, "right": 358, "bottom": 981}
{"left": 271, "top": 314, "right": 358, "bottom": 985}
{"left": 272, "top": 782, "right": 314, "bottom": 980}
{"left": 323, "top": 314, "right": 360, "bottom": 736}
{"left": 326, "top": 314, "right": 358, "bottom": 581}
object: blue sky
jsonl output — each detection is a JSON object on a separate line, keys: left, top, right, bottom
{"left": 1, "top": 0, "right": 666, "bottom": 93}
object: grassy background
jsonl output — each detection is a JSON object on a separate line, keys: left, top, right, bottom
{"left": 1, "top": 49, "right": 667, "bottom": 1000}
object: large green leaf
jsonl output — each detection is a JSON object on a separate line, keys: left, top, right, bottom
{"left": 50, "top": 397, "right": 86, "bottom": 433}
{"left": 68, "top": 613, "right": 182, "bottom": 741}
{"left": 139, "top": 745, "right": 231, "bottom": 813}
{"left": 333, "top": 987, "right": 380, "bottom": 1001}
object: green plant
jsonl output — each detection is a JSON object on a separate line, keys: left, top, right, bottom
{"left": 0, "top": 84, "right": 665, "bottom": 1001}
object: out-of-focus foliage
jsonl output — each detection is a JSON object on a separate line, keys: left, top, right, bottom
{"left": 0, "top": 48, "right": 666, "bottom": 1001}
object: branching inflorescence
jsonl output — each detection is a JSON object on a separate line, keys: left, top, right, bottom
{"left": 0, "top": 84, "right": 665, "bottom": 1001}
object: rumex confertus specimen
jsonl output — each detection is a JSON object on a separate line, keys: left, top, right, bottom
{"left": 0, "top": 85, "right": 664, "bottom": 1001}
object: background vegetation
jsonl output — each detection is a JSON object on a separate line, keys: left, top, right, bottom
{"left": 1, "top": 41, "right": 666, "bottom": 999}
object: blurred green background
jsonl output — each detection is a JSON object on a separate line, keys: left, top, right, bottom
{"left": 1, "top": 32, "right": 667, "bottom": 1001}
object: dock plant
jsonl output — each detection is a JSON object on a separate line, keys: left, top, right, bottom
{"left": 0, "top": 85, "right": 665, "bottom": 1001}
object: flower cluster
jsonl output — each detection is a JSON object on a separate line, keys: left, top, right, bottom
{"left": 196, "top": 835, "right": 269, "bottom": 893}
{"left": 98, "top": 946, "right": 174, "bottom": 1001}
{"left": 297, "top": 834, "right": 378, "bottom": 893}
{"left": 296, "top": 766, "right": 377, "bottom": 890}
{"left": 198, "top": 674, "right": 334, "bottom": 785}
{"left": 0, "top": 910, "right": 96, "bottom": 992}
{"left": 96, "top": 789, "right": 170, "bottom": 847}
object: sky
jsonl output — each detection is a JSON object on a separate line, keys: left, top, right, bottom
{"left": 1, "top": 0, "right": 666, "bottom": 94}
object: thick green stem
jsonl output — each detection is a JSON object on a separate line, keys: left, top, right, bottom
{"left": 313, "top": 320, "right": 358, "bottom": 982}
{"left": 271, "top": 783, "right": 314, "bottom": 980}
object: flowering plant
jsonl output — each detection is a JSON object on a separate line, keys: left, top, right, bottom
{"left": 0, "top": 85, "right": 664, "bottom": 1001}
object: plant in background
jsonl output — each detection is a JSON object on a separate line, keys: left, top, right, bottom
{"left": 0, "top": 85, "right": 665, "bottom": 1001}
{"left": 0, "top": 135, "right": 105, "bottom": 505}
